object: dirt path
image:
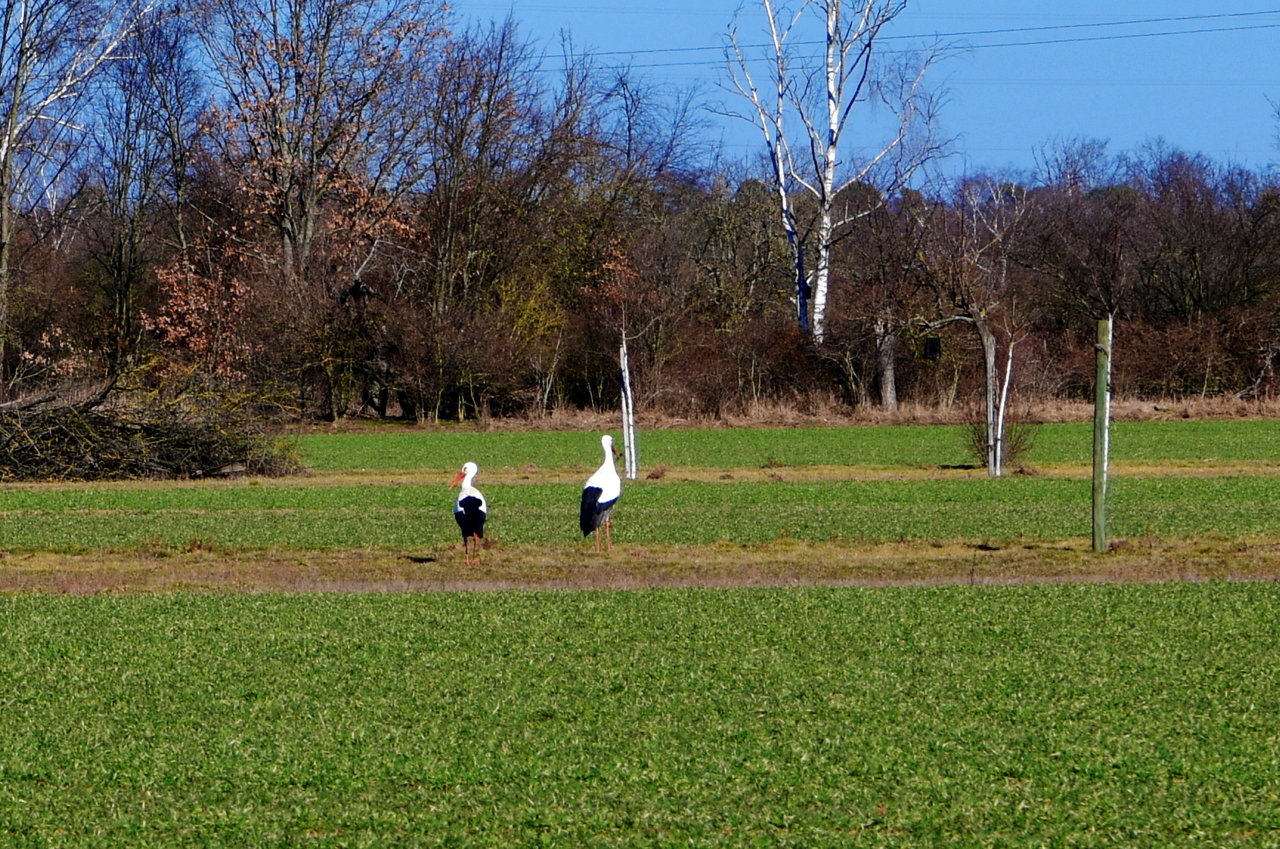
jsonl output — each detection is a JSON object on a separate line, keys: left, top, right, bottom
{"left": 4, "top": 537, "right": 1280, "bottom": 594}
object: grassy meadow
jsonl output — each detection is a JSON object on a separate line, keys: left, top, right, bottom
{"left": 295, "top": 418, "right": 1280, "bottom": 472}
{"left": 0, "top": 420, "right": 1276, "bottom": 559}
{"left": 3, "top": 475, "right": 1280, "bottom": 551}
{"left": 2, "top": 419, "right": 1280, "bottom": 845}
{"left": 3, "top": 584, "right": 1279, "bottom": 846}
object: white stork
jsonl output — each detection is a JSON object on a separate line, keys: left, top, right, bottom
{"left": 450, "top": 462, "right": 487, "bottom": 565}
{"left": 580, "top": 434, "right": 621, "bottom": 552}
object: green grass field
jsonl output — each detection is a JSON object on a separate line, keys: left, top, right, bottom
{"left": 2, "top": 475, "right": 1280, "bottom": 550}
{"left": 0, "top": 420, "right": 1276, "bottom": 552}
{"left": 1, "top": 420, "right": 1279, "bottom": 845}
{"left": 295, "top": 419, "right": 1280, "bottom": 472}
{"left": 2, "top": 584, "right": 1278, "bottom": 846}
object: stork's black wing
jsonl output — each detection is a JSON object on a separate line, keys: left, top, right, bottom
{"left": 455, "top": 496, "right": 486, "bottom": 540}
{"left": 580, "top": 486, "right": 603, "bottom": 536}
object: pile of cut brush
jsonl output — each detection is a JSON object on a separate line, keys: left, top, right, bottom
{"left": 0, "top": 381, "right": 300, "bottom": 482}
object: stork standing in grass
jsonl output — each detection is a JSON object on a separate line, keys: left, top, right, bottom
{"left": 450, "top": 462, "right": 487, "bottom": 565}
{"left": 580, "top": 434, "right": 621, "bottom": 552}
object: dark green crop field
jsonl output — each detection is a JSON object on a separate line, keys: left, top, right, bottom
{"left": 0, "top": 419, "right": 1275, "bottom": 553}
{"left": 2, "top": 584, "right": 1278, "bottom": 846}
{"left": 2, "top": 421, "right": 1279, "bottom": 845}
{"left": 1, "top": 475, "right": 1280, "bottom": 550}
{"left": 294, "top": 419, "right": 1280, "bottom": 471}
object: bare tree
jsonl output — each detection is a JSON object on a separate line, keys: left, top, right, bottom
{"left": 76, "top": 11, "right": 203, "bottom": 374}
{"left": 724, "top": 0, "right": 942, "bottom": 341}
{"left": 1027, "top": 136, "right": 1128, "bottom": 338}
{"left": 918, "top": 177, "right": 1032, "bottom": 475}
{"left": 192, "top": 0, "right": 448, "bottom": 296}
{"left": 0, "top": 0, "right": 158, "bottom": 388}
{"left": 825, "top": 187, "right": 929, "bottom": 409}
{"left": 186, "top": 0, "right": 448, "bottom": 416}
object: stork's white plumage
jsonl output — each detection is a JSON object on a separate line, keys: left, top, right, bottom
{"left": 580, "top": 434, "right": 621, "bottom": 552}
{"left": 450, "top": 461, "right": 487, "bottom": 565}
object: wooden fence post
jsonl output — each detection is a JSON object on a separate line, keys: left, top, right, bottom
{"left": 1092, "top": 317, "right": 1113, "bottom": 553}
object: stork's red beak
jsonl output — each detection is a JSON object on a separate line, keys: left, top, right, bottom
{"left": 611, "top": 444, "right": 621, "bottom": 458}
{"left": 450, "top": 471, "right": 466, "bottom": 488}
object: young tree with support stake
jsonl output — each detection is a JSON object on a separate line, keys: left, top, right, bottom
{"left": 723, "top": 0, "right": 943, "bottom": 344}
{"left": 916, "top": 176, "right": 1034, "bottom": 477}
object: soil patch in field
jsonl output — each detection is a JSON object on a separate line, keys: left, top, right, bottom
{"left": 3, "top": 537, "right": 1279, "bottom": 594}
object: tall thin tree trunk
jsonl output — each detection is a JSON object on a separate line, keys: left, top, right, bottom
{"left": 994, "top": 334, "right": 1016, "bottom": 478}
{"left": 0, "top": 192, "right": 9, "bottom": 373}
{"left": 811, "top": 0, "right": 839, "bottom": 343}
{"left": 792, "top": 239, "right": 809, "bottom": 334}
{"left": 875, "top": 320, "right": 898, "bottom": 410}
{"left": 620, "top": 337, "right": 638, "bottom": 480}
{"left": 0, "top": 122, "right": 14, "bottom": 390}
{"left": 976, "top": 319, "right": 999, "bottom": 476}
{"left": 811, "top": 215, "right": 832, "bottom": 341}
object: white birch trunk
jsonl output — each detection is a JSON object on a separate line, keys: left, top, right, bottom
{"left": 993, "top": 334, "right": 1016, "bottom": 478}
{"left": 811, "top": 214, "right": 833, "bottom": 341}
{"left": 811, "top": 0, "right": 841, "bottom": 342}
{"left": 725, "top": 0, "right": 939, "bottom": 342}
{"left": 619, "top": 337, "right": 638, "bottom": 480}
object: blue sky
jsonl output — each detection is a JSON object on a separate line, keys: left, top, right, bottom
{"left": 455, "top": 2, "right": 1280, "bottom": 177}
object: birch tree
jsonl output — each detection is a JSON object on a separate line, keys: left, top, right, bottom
{"left": 724, "top": 0, "right": 942, "bottom": 342}
{"left": 918, "top": 177, "right": 1032, "bottom": 476}
{"left": 0, "top": 0, "right": 158, "bottom": 386}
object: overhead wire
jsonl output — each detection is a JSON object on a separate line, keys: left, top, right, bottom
{"left": 535, "top": 7, "right": 1280, "bottom": 162}
{"left": 549, "top": 9, "right": 1280, "bottom": 70}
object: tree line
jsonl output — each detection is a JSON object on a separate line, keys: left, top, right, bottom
{"left": 3, "top": 0, "right": 1279, "bottom": 431}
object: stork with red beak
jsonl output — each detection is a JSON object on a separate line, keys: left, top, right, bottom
{"left": 450, "top": 462, "right": 487, "bottom": 565}
{"left": 580, "top": 434, "right": 621, "bottom": 552}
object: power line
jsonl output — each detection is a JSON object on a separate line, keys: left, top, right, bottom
{"left": 956, "top": 21, "right": 1280, "bottom": 51}
{"left": 886, "top": 8, "right": 1280, "bottom": 43}
{"left": 603, "top": 21, "right": 1280, "bottom": 71}
{"left": 959, "top": 78, "right": 1280, "bottom": 87}
{"left": 574, "top": 9, "right": 1280, "bottom": 62}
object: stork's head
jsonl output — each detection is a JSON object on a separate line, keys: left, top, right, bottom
{"left": 451, "top": 461, "right": 478, "bottom": 488}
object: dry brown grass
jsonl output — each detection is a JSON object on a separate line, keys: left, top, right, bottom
{"left": 4, "top": 536, "right": 1280, "bottom": 595}
{"left": 301, "top": 394, "right": 1280, "bottom": 435}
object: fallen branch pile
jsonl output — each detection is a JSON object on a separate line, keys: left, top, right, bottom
{"left": 0, "top": 381, "right": 300, "bottom": 481}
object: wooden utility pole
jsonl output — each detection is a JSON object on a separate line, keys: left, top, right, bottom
{"left": 1092, "top": 317, "right": 1113, "bottom": 553}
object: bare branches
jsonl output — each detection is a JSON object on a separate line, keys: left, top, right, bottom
{"left": 0, "top": 0, "right": 161, "bottom": 390}
{"left": 0, "top": 364, "right": 297, "bottom": 481}
{"left": 722, "top": 0, "right": 945, "bottom": 340}
{"left": 192, "top": 0, "right": 448, "bottom": 289}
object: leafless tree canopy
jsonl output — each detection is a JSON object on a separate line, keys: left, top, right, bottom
{"left": 0, "top": 0, "right": 1277, "bottom": 460}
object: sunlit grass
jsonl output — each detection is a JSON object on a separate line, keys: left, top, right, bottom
{"left": 1, "top": 584, "right": 1277, "bottom": 845}
{"left": 2, "top": 423, "right": 1278, "bottom": 844}
{"left": 2, "top": 473, "right": 1280, "bottom": 551}
{"left": 295, "top": 419, "right": 1280, "bottom": 471}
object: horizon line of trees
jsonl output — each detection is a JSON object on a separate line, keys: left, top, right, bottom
{"left": 3, "top": 0, "right": 1280, "bottom": 435}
